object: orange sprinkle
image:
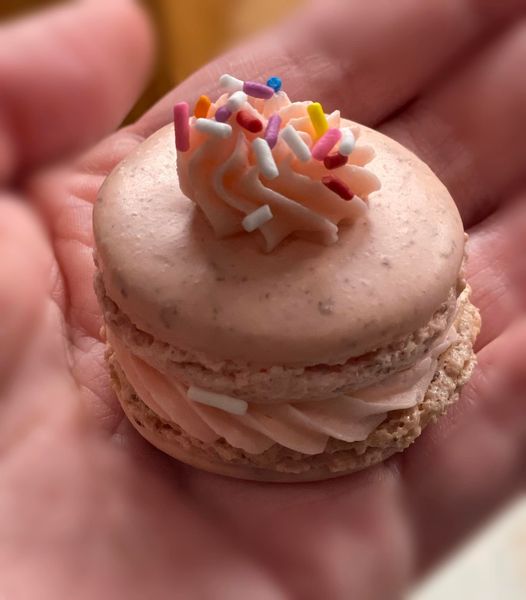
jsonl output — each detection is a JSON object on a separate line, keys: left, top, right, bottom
{"left": 194, "top": 95, "right": 211, "bottom": 118}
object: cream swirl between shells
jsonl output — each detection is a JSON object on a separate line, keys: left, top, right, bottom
{"left": 176, "top": 90, "right": 381, "bottom": 252}
{"left": 109, "top": 326, "right": 457, "bottom": 456}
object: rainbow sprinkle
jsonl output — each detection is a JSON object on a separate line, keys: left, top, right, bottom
{"left": 264, "top": 114, "right": 281, "bottom": 149}
{"left": 226, "top": 91, "right": 248, "bottom": 111}
{"left": 242, "top": 205, "right": 274, "bottom": 232}
{"left": 307, "top": 102, "right": 329, "bottom": 139}
{"left": 215, "top": 106, "right": 231, "bottom": 123}
{"left": 219, "top": 74, "right": 244, "bottom": 92}
{"left": 266, "top": 76, "right": 282, "bottom": 93}
{"left": 252, "top": 138, "right": 279, "bottom": 180}
{"left": 195, "top": 118, "right": 232, "bottom": 138}
{"left": 311, "top": 128, "right": 342, "bottom": 161}
{"left": 281, "top": 125, "right": 311, "bottom": 162}
{"left": 243, "top": 81, "right": 274, "bottom": 100}
{"left": 322, "top": 176, "right": 354, "bottom": 200}
{"left": 174, "top": 75, "right": 362, "bottom": 206}
{"left": 194, "top": 95, "right": 211, "bottom": 119}
{"left": 173, "top": 102, "right": 190, "bottom": 151}
{"left": 237, "top": 110, "right": 263, "bottom": 133}
{"left": 324, "top": 153, "right": 348, "bottom": 170}
{"left": 339, "top": 127, "right": 356, "bottom": 156}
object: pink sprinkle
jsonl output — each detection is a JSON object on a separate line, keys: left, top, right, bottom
{"left": 173, "top": 102, "right": 190, "bottom": 152}
{"left": 243, "top": 81, "right": 274, "bottom": 99}
{"left": 264, "top": 114, "right": 281, "bottom": 149}
{"left": 215, "top": 106, "right": 232, "bottom": 122}
{"left": 311, "top": 128, "right": 342, "bottom": 161}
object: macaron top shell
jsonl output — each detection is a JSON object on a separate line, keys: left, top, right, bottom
{"left": 94, "top": 121, "right": 464, "bottom": 367}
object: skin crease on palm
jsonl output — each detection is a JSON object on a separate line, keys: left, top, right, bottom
{"left": 0, "top": 0, "right": 525, "bottom": 598}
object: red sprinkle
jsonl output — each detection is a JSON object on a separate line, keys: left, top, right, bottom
{"left": 324, "top": 153, "right": 348, "bottom": 170}
{"left": 236, "top": 110, "right": 263, "bottom": 133}
{"left": 322, "top": 176, "right": 354, "bottom": 200}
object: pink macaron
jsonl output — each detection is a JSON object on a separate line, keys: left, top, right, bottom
{"left": 93, "top": 77, "right": 480, "bottom": 481}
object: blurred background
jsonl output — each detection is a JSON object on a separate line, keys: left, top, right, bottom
{"left": 1, "top": 1, "right": 525, "bottom": 598}
{"left": 0, "top": 0, "right": 304, "bottom": 122}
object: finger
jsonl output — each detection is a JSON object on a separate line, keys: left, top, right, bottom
{"left": 45, "top": 0, "right": 526, "bottom": 183}
{"left": 466, "top": 193, "right": 526, "bottom": 350}
{"left": 178, "top": 464, "right": 413, "bottom": 599}
{"left": 0, "top": 196, "right": 53, "bottom": 383}
{"left": 31, "top": 0, "right": 526, "bottom": 445}
{"left": 381, "top": 22, "right": 526, "bottom": 228}
{"left": 130, "top": 0, "right": 525, "bottom": 138}
{"left": 402, "top": 321, "right": 526, "bottom": 573}
{"left": 35, "top": 0, "right": 526, "bottom": 230}
{"left": 0, "top": 0, "right": 154, "bottom": 182}
{"left": 177, "top": 324, "right": 526, "bottom": 589}
{"left": 0, "top": 427, "right": 288, "bottom": 600}
{"left": 29, "top": 125, "right": 148, "bottom": 347}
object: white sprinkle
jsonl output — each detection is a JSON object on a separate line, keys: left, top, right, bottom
{"left": 281, "top": 125, "right": 311, "bottom": 162}
{"left": 195, "top": 118, "right": 232, "bottom": 138}
{"left": 252, "top": 138, "right": 279, "bottom": 179}
{"left": 339, "top": 127, "right": 356, "bottom": 156}
{"left": 242, "top": 205, "right": 274, "bottom": 232}
{"left": 188, "top": 386, "right": 248, "bottom": 415}
{"left": 226, "top": 91, "right": 248, "bottom": 111}
{"left": 219, "top": 73, "right": 244, "bottom": 92}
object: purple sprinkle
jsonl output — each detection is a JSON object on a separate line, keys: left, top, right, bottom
{"left": 243, "top": 81, "right": 274, "bottom": 100}
{"left": 264, "top": 114, "right": 281, "bottom": 149}
{"left": 215, "top": 106, "right": 232, "bottom": 122}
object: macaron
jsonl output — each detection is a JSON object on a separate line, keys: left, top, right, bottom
{"left": 93, "top": 76, "right": 480, "bottom": 482}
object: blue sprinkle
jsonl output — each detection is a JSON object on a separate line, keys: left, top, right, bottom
{"left": 266, "top": 76, "right": 282, "bottom": 93}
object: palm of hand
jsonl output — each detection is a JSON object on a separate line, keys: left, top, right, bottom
{"left": 1, "top": 2, "right": 525, "bottom": 599}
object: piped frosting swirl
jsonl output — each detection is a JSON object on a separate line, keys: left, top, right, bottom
{"left": 175, "top": 77, "right": 381, "bottom": 252}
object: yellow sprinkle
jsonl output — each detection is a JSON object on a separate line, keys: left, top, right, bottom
{"left": 307, "top": 102, "right": 329, "bottom": 139}
{"left": 194, "top": 95, "right": 211, "bottom": 118}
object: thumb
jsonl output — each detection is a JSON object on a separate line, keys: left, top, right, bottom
{"left": 0, "top": 0, "right": 154, "bottom": 183}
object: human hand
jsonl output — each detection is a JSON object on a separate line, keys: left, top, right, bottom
{"left": 1, "top": 1, "right": 526, "bottom": 599}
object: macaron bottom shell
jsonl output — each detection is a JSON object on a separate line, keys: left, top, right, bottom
{"left": 107, "top": 294, "right": 479, "bottom": 482}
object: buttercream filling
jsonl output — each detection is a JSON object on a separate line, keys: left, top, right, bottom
{"left": 108, "top": 325, "right": 457, "bottom": 456}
